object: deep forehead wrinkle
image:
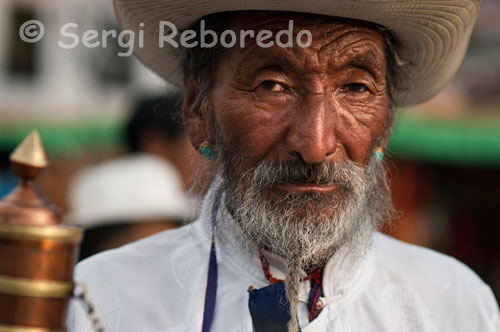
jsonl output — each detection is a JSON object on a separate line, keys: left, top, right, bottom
{"left": 225, "top": 12, "right": 385, "bottom": 78}
{"left": 232, "top": 35, "right": 384, "bottom": 79}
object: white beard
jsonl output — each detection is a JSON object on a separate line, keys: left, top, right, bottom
{"left": 223, "top": 155, "right": 390, "bottom": 268}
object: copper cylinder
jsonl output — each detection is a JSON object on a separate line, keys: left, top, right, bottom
{"left": 0, "top": 131, "right": 82, "bottom": 332}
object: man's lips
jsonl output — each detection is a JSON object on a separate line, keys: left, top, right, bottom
{"left": 273, "top": 182, "right": 341, "bottom": 194}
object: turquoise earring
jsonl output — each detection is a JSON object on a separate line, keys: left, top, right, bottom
{"left": 200, "top": 141, "right": 216, "bottom": 160}
{"left": 375, "top": 147, "right": 384, "bottom": 161}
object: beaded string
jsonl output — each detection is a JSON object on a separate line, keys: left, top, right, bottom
{"left": 258, "top": 250, "right": 322, "bottom": 286}
{"left": 73, "top": 283, "right": 106, "bottom": 332}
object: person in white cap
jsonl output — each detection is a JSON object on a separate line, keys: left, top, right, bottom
{"left": 69, "top": 153, "right": 191, "bottom": 260}
{"left": 68, "top": 1, "right": 500, "bottom": 332}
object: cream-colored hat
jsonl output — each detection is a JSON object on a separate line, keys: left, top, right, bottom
{"left": 68, "top": 154, "right": 191, "bottom": 228}
{"left": 113, "top": 0, "right": 480, "bottom": 107}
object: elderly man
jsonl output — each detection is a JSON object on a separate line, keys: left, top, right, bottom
{"left": 68, "top": 1, "right": 500, "bottom": 332}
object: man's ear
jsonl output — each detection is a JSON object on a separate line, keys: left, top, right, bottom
{"left": 182, "top": 78, "right": 207, "bottom": 151}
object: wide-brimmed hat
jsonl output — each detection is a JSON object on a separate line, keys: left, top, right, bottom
{"left": 113, "top": 0, "right": 480, "bottom": 106}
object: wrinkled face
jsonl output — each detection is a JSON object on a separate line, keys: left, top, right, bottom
{"left": 184, "top": 11, "right": 393, "bottom": 264}
{"left": 208, "top": 13, "right": 389, "bottom": 190}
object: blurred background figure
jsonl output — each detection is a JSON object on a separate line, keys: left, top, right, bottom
{"left": 69, "top": 152, "right": 190, "bottom": 260}
{"left": 68, "top": 92, "right": 195, "bottom": 260}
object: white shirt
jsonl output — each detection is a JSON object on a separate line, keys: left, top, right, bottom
{"left": 68, "top": 185, "right": 500, "bottom": 332}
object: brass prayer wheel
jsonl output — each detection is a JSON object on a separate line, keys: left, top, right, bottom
{"left": 0, "top": 131, "right": 82, "bottom": 332}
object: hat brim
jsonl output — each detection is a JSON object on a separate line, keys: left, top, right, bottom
{"left": 113, "top": 0, "right": 480, "bottom": 106}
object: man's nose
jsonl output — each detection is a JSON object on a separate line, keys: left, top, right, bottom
{"left": 285, "top": 95, "right": 337, "bottom": 164}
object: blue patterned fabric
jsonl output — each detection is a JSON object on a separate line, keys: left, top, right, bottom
{"left": 248, "top": 282, "right": 301, "bottom": 332}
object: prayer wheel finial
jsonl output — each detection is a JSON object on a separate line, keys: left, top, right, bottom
{"left": 0, "top": 130, "right": 59, "bottom": 226}
{"left": 10, "top": 130, "right": 49, "bottom": 181}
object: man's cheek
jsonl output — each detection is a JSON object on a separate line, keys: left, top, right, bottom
{"left": 224, "top": 117, "right": 278, "bottom": 158}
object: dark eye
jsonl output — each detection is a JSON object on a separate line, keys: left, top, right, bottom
{"left": 342, "top": 83, "right": 368, "bottom": 93}
{"left": 260, "top": 80, "right": 287, "bottom": 92}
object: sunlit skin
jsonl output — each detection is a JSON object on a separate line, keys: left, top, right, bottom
{"left": 184, "top": 12, "right": 392, "bottom": 197}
